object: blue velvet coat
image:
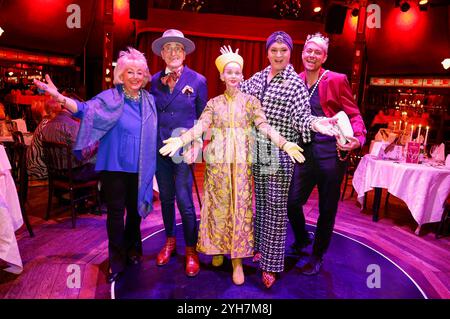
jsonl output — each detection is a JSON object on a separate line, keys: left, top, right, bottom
{"left": 150, "top": 66, "right": 207, "bottom": 149}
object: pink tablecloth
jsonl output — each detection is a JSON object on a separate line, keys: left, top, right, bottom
{"left": 353, "top": 155, "right": 450, "bottom": 226}
{"left": 0, "top": 145, "right": 23, "bottom": 274}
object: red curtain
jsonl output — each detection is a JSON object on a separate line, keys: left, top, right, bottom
{"left": 137, "top": 32, "right": 304, "bottom": 99}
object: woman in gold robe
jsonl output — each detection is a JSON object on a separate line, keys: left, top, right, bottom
{"left": 159, "top": 51, "right": 304, "bottom": 285}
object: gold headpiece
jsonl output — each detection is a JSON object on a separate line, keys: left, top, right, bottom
{"left": 215, "top": 52, "right": 244, "bottom": 74}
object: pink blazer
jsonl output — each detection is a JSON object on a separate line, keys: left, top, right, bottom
{"left": 299, "top": 68, "right": 367, "bottom": 147}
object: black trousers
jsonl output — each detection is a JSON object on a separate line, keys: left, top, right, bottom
{"left": 101, "top": 171, "right": 142, "bottom": 273}
{"left": 287, "top": 142, "right": 347, "bottom": 257}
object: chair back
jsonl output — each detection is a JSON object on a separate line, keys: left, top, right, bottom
{"left": 12, "top": 130, "right": 25, "bottom": 144}
{"left": 10, "top": 131, "right": 33, "bottom": 236}
{"left": 42, "top": 141, "right": 74, "bottom": 183}
{"left": 10, "top": 131, "right": 26, "bottom": 182}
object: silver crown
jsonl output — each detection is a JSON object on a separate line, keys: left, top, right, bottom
{"left": 306, "top": 32, "right": 329, "bottom": 47}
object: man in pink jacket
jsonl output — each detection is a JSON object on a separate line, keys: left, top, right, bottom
{"left": 287, "top": 33, "right": 367, "bottom": 275}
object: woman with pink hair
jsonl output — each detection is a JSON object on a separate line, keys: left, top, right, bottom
{"left": 34, "top": 47, "right": 157, "bottom": 284}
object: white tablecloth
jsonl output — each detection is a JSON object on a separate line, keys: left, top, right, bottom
{"left": 0, "top": 145, "right": 23, "bottom": 274}
{"left": 353, "top": 155, "right": 450, "bottom": 226}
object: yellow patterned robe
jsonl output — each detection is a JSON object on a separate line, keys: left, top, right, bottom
{"left": 180, "top": 90, "right": 287, "bottom": 258}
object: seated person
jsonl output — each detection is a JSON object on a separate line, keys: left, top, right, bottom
{"left": 27, "top": 99, "right": 98, "bottom": 182}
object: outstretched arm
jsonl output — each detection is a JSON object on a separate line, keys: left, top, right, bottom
{"left": 33, "top": 74, "right": 78, "bottom": 113}
{"left": 159, "top": 100, "right": 215, "bottom": 157}
{"left": 252, "top": 97, "right": 305, "bottom": 163}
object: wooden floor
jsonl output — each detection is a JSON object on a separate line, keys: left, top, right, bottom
{"left": 1, "top": 163, "right": 449, "bottom": 299}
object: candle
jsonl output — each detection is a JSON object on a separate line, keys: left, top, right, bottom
{"left": 399, "top": 120, "right": 402, "bottom": 131}
{"left": 393, "top": 121, "right": 397, "bottom": 131}
{"left": 410, "top": 125, "right": 414, "bottom": 142}
{"left": 424, "top": 126, "right": 429, "bottom": 146}
{"left": 416, "top": 124, "right": 422, "bottom": 143}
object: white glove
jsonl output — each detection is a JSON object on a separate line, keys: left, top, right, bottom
{"left": 220, "top": 45, "right": 239, "bottom": 55}
{"left": 159, "top": 137, "right": 183, "bottom": 157}
{"left": 283, "top": 142, "right": 305, "bottom": 163}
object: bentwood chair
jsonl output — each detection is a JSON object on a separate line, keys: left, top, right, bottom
{"left": 11, "top": 131, "right": 34, "bottom": 237}
{"left": 340, "top": 149, "right": 363, "bottom": 201}
{"left": 42, "top": 141, "right": 100, "bottom": 228}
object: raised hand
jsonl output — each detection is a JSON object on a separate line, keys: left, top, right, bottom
{"left": 159, "top": 137, "right": 183, "bottom": 157}
{"left": 283, "top": 141, "right": 305, "bottom": 163}
{"left": 220, "top": 45, "right": 239, "bottom": 55}
{"left": 312, "top": 117, "right": 340, "bottom": 137}
{"left": 33, "top": 74, "right": 59, "bottom": 99}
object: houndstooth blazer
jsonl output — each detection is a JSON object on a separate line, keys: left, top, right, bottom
{"left": 240, "top": 64, "right": 315, "bottom": 145}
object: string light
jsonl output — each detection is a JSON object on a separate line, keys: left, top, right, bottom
{"left": 273, "top": 0, "right": 302, "bottom": 18}
{"left": 181, "top": 0, "right": 205, "bottom": 12}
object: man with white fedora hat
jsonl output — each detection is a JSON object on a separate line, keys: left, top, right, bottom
{"left": 150, "top": 29, "right": 207, "bottom": 277}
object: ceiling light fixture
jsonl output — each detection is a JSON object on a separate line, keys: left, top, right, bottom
{"left": 418, "top": 0, "right": 429, "bottom": 11}
{"left": 400, "top": 1, "right": 411, "bottom": 12}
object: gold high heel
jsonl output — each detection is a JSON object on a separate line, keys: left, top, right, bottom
{"left": 212, "top": 255, "right": 224, "bottom": 267}
{"left": 231, "top": 258, "right": 245, "bottom": 285}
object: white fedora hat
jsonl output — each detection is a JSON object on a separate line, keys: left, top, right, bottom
{"left": 151, "top": 29, "right": 195, "bottom": 56}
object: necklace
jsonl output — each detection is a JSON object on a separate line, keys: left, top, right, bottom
{"left": 307, "top": 70, "right": 349, "bottom": 161}
{"left": 123, "top": 88, "right": 141, "bottom": 102}
{"left": 308, "top": 70, "right": 329, "bottom": 100}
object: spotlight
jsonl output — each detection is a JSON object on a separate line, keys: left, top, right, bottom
{"left": 400, "top": 1, "right": 410, "bottom": 12}
{"left": 312, "top": 6, "right": 322, "bottom": 20}
{"left": 351, "top": 8, "right": 359, "bottom": 17}
{"left": 442, "top": 59, "right": 450, "bottom": 70}
{"left": 418, "top": 0, "right": 429, "bottom": 11}
{"left": 0, "top": 27, "right": 4, "bottom": 37}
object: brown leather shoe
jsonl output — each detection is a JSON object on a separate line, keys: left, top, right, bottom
{"left": 156, "top": 237, "right": 176, "bottom": 266}
{"left": 185, "top": 246, "right": 200, "bottom": 277}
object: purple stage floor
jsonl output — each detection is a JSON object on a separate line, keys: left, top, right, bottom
{"left": 112, "top": 224, "right": 426, "bottom": 299}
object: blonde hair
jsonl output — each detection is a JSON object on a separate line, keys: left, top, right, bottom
{"left": 113, "top": 47, "right": 151, "bottom": 87}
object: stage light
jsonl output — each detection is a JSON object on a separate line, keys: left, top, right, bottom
{"left": 442, "top": 59, "right": 450, "bottom": 70}
{"left": 0, "top": 27, "right": 4, "bottom": 37}
{"left": 313, "top": 6, "right": 322, "bottom": 13}
{"left": 400, "top": 1, "right": 410, "bottom": 12}
{"left": 418, "top": 0, "right": 429, "bottom": 11}
{"left": 351, "top": 8, "right": 359, "bottom": 17}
